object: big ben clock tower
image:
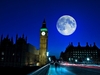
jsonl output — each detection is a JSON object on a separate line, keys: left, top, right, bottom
{"left": 39, "top": 19, "right": 48, "bottom": 66}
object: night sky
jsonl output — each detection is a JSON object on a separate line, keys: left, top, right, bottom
{"left": 0, "top": 0, "right": 100, "bottom": 58}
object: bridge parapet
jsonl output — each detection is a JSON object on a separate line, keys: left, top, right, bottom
{"left": 27, "top": 64, "right": 50, "bottom": 75}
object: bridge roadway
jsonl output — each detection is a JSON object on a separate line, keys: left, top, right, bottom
{"left": 27, "top": 63, "right": 75, "bottom": 75}
{"left": 27, "top": 63, "right": 100, "bottom": 75}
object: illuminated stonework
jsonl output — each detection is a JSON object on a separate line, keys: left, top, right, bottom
{"left": 39, "top": 20, "right": 48, "bottom": 66}
{"left": 40, "top": 28, "right": 47, "bottom": 31}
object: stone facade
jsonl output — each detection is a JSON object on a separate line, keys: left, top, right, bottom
{"left": 39, "top": 20, "right": 48, "bottom": 66}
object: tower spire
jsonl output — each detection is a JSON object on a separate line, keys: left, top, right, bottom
{"left": 41, "top": 19, "right": 46, "bottom": 28}
{"left": 11, "top": 37, "right": 13, "bottom": 44}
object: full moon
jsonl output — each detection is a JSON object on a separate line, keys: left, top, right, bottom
{"left": 56, "top": 15, "right": 77, "bottom": 36}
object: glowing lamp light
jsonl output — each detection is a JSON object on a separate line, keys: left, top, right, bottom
{"left": 36, "top": 62, "right": 39, "bottom": 66}
{"left": 87, "top": 58, "right": 90, "bottom": 61}
{"left": 75, "top": 59, "right": 77, "bottom": 62}
{"left": 40, "top": 28, "right": 47, "bottom": 31}
{"left": 47, "top": 52, "right": 49, "bottom": 56}
{"left": 49, "top": 57, "right": 51, "bottom": 61}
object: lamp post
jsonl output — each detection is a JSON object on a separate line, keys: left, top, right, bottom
{"left": 47, "top": 52, "right": 49, "bottom": 56}
{"left": 87, "top": 57, "right": 90, "bottom": 64}
{"left": 47, "top": 52, "right": 49, "bottom": 63}
{"left": 49, "top": 57, "right": 51, "bottom": 62}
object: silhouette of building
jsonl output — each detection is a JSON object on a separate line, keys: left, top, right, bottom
{"left": 60, "top": 42, "right": 100, "bottom": 64}
{"left": 0, "top": 34, "right": 39, "bottom": 67}
{"left": 0, "top": 20, "right": 48, "bottom": 67}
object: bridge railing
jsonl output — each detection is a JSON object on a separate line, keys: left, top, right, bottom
{"left": 27, "top": 64, "right": 50, "bottom": 75}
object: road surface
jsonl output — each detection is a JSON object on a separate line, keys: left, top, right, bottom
{"left": 47, "top": 64, "right": 100, "bottom": 75}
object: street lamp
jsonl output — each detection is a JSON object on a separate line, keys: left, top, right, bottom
{"left": 47, "top": 52, "right": 49, "bottom": 56}
{"left": 87, "top": 57, "right": 90, "bottom": 64}
{"left": 46, "top": 52, "right": 49, "bottom": 63}
{"left": 49, "top": 57, "right": 51, "bottom": 62}
{"left": 87, "top": 58, "right": 90, "bottom": 61}
{"left": 75, "top": 59, "right": 78, "bottom": 63}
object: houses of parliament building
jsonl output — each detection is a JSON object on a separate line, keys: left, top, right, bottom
{"left": 60, "top": 42, "right": 100, "bottom": 64}
{"left": 0, "top": 20, "right": 48, "bottom": 67}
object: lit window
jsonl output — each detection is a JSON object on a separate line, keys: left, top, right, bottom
{"left": 13, "top": 53, "right": 14, "bottom": 56}
{"left": 1, "top": 57, "right": 4, "bottom": 61}
{"left": 1, "top": 52, "right": 4, "bottom": 55}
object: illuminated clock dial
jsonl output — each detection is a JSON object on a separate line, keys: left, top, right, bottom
{"left": 41, "top": 31, "right": 45, "bottom": 36}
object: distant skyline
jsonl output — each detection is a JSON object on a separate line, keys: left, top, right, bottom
{"left": 0, "top": 0, "right": 100, "bottom": 58}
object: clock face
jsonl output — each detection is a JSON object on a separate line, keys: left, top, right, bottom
{"left": 41, "top": 31, "right": 46, "bottom": 36}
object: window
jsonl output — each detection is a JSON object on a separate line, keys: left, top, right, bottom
{"left": 13, "top": 53, "right": 14, "bottom": 56}
{"left": 1, "top": 57, "right": 4, "bottom": 61}
{"left": 1, "top": 52, "right": 4, "bottom": 55}
{"left": 96, "top": 51, "right": 97, "bottom": 53}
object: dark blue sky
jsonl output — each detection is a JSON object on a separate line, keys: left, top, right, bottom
{"left": 0, "top": 0, "right": 100, "bottom": 58}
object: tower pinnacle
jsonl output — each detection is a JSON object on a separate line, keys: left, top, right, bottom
{"left": 41, "top": 19, "right": 46, "bottom": 28}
